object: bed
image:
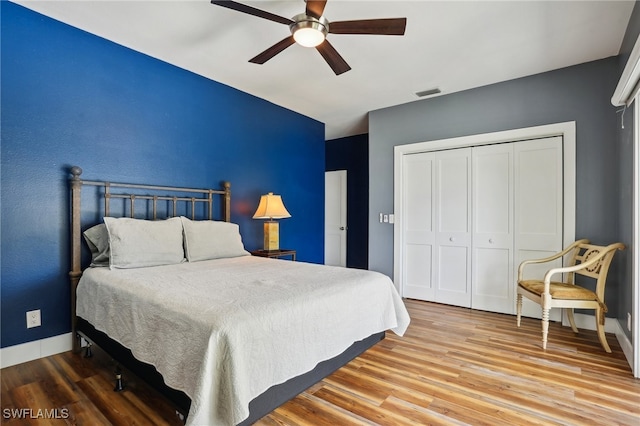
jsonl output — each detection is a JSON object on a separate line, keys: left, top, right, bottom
{"left": 68, "top": 166, "right": 410, "bottom": 425}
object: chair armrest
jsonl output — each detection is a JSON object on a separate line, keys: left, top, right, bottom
{"left": 517, "top": 239, "right": 590, "bottom": 281}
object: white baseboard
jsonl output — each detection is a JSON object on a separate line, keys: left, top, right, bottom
{"left": 613, "top": 319, "right": 634, "bottom": 371}
{"left": 562, "top": 313, "right": 618, "bottom": 333}
{"left": 0, "top": 333, "right": 73, "bottom": 369}
{"left": 562, "top": 313, "right": 634, "bottom": 371}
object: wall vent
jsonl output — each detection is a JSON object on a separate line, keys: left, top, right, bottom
{"left": 416, "top": 88, "right": 441, "bottom": 98}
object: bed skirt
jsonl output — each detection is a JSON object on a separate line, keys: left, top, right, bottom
{"left": 76, "top": 317, "right": 384, "bottom": 424}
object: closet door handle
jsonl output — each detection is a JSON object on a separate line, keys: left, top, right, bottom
{"left": 489, "top": 238, "right": 494, "bottom": 244}
{"left": 449, "top": 237, "right": 455, "bottom": 242}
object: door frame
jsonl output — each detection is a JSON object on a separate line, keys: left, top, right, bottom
{"left": 633, "top": 99, "right": 639, "bottom": 378}
{"left": 393, "top": 121, "right": 576, "bottom": 296}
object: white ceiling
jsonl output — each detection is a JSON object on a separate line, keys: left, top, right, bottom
{"left": 13, "top": 1, "right": 635, "bottom": 140}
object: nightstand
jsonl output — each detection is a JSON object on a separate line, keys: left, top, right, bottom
{"left": 250, "top": 249, "right": 296, "bottom": 261}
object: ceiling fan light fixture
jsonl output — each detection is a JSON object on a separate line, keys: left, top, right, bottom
{"left": 290, "top": 14, "right": 329, "bottom": 47}
{"left": 293, "top": 27, "right": 325, "bottom": 47}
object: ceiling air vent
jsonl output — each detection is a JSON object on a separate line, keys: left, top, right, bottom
{"left": 416, "top": 88, "right": 441, "bottom": 98}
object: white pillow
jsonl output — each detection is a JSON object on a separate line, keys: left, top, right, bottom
{"left": 104, "top": 217, "right": 185, "bottom": 269}
{"left": 180, "top": 217, "right": 249, "bottom": 262}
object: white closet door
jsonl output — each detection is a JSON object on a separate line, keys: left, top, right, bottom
{"left": 472, "top": 144, "right": 514, "bottom": 314}
{"left": 402, "top": 152, "right": 436, "bottom": 300}
{"left": 434, "top": 148, "right": 472, "bottom": 307}
{"left": 514, "top": 136, "right": 564, "bottom": 320}
{"left": 399, "top": 137, "right": 563, "bottom": 316}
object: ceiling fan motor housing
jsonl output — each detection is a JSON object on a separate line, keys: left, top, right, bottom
{"left": 290, "top": 14, "right": 329, "bottom": 47}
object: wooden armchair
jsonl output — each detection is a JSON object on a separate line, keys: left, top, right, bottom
{"left": 516, "top": 239, "right": 624, "bottom": 352}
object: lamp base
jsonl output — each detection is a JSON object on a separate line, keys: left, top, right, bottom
{"left": 263, "top": 221, "right": 280, "bottom": 251}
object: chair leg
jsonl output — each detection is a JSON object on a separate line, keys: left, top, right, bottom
{"left": 595, "top": 308, "right": 612, "bottom": 353}
{"left": 541, "top": 308, "right": 550, "bottom": 350}
{"left": 516, "top": 294, "right": 523, "bottom": 327}
{"left": 566, "top": 308, "right": 578, "bottom": 333}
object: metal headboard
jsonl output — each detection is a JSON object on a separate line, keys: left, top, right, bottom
{"left": 68, "top": 165, "right": 231, "bottom": 351}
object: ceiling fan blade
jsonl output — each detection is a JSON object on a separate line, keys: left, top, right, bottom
{"left": 211, "top": 1, "right": 293, "bottom": 25}
{"left": 316, "top": 40, "right": 351, "bottom": 75}
{"left": 305, "top": 0, "right": 327, "bottom": 19}
{"left": 329, "top": 18, "right": 407, "bottom": 35}
{"left": 249, "top": 36, "right": 296, "bottom": 64}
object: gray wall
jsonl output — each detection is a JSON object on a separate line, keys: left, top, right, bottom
{"left": 615, "top": 1, "right": 640, "bottom": 339}
{"left": 616, "top": 101, "right": 634, "bottom": 339}
{"left": 369, "top": 57, "right": 624, "bottom": 316}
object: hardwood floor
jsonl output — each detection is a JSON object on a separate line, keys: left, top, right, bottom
{"left": 2, "top": 300, "right": 639, "bottom": 425}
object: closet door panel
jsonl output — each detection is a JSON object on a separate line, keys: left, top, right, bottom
{"left": 515, "top": 137, "right": 564, "bottom": 320}
{"left": 472, "top": 144, "right": 514, "bottom": 314}
{"left": 402, "top": 152, "right": 436, "bottom": 300}
{"left": 475, "top": 248, "right": 511, "bottom": 300}
{"left": 405, "top": 245, "right": 433, "bottom": 299}
{"left": 436, "top": 246, "right": 470, "bottom": 305}
{"left": 515, "top": 137, "right": 563, "bottom": 246}
{"left": 435, "top": 148, "right": 472, "bottom": 308}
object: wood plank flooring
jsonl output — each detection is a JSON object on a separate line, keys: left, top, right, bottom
{"left": 2, "top": 300, "right": 639, "bottom": 425}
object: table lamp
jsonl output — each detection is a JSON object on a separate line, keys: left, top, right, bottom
{"left": 253, "top": 192, "right": 291, "bottom": 251}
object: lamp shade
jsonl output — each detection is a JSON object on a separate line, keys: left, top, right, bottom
{"left": 253, "top": 192, "right": 291, "bottom": 220}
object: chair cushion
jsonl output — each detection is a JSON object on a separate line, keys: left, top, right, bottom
{"left": 519, "top": 280, "right": 608, "bottom": 313}
{"left": 519, "top": 280, "right": 598, "bottom": 301}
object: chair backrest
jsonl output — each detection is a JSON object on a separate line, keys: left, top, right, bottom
{"left": 566, "top": 242, "right": 625, "bottom": 303}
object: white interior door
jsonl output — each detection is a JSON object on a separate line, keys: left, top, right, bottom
{"left": 514, "top": 136, "right": 564, "bottom": 320}
{"left": 401, "top": 153, "right": 436, "bottom": 300}
{"left": 325, "top": 170, "right": 347, "bottom": 266}
{"left": 472, "top": 143, "right": 514, "bottom": 314}
{"left": 434, "top": 148, "right": 472, "bottom": 308}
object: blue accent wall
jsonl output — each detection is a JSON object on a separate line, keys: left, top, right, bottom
{"left": 1, "top": 2, "right": 325, "bottom": 348}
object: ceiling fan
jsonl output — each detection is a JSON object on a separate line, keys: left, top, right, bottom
{"left": 210, "top": 0, "right": 407, "bottom": 75}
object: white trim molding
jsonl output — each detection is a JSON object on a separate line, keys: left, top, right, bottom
{"left": 633, "top": 88, "right": 640, "bottom": 378}
{"left": 612, "top": 33, "right": 640, "bottom": 106}
{"left": 614, "top": 318, "right": 634, "bottom": 369}
{"left": 568, "top": 313, "right": 621, "bottom": 335}
{"left": 0, "top": 333, "right": 72, "bottom": 369}
{"left": 569, "top": 313, "right": 632, "bottom": 364}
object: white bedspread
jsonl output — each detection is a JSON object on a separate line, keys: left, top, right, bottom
{"left": 76, "top": 256, "right": 410, "bottom": 426}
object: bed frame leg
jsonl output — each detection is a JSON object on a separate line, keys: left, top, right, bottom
{"left": 84, "top": 342, "right": 93, "bottom": 358}
{"left": 114, "top": 367, "right": 125, "bottom": 392}
{"left": 73, "top": 333, "right": 83, "bottom": 354}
